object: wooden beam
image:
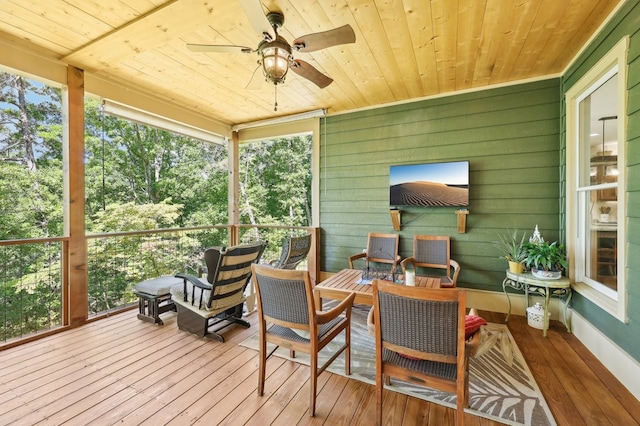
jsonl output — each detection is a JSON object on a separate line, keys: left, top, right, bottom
{"left": 66, "top": 65, "right": 88, "bottom": 327}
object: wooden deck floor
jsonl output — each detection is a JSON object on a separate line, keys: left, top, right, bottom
{"left": 1, "top": 307, "right": 639, "bottom": 426}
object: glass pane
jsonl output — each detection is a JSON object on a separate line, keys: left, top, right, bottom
{"left": 587, "top": 75, "right": 618, "bottom": 188}
{"left": 584, "top": 190, "right": 617, "bottom": 291}
{"left": 577, "top": 72, "right": 618, "bottom": 293}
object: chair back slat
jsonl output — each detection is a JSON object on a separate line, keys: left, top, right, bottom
{"left": 203, "top": 242, "right": 265, "bottom": 309}
{"left": 273, "top": 233, "right": 312, "bottom": 270}
{"left": 369, "top": 237, "right": 396, "bottom": 261}
{"left": 255, "top": 274, "right": 310, "bottom": 325}
{"left": 378, "top": 292, "right": 458, "bottom": 356}
{"left": 414, "top": 236, "right": 450, "bottom": 269}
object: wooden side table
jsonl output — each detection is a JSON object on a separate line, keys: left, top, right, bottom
{"left": 502, "top": 270, "right": 572, "bottom": 337}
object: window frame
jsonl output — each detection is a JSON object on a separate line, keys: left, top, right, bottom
{"left": 565, "top": 37, "right": 628, "bottom": 322}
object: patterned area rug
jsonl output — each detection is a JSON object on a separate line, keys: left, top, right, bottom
{"left": 240, "top": 304, "right": 556, "bottom": 426}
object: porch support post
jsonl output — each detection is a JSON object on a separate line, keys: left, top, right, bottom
{"left": 229, "top": 131, "right": 240, "bottom": 246}
{"left": 66, "top": 66, "right": 88, "bottom": 326}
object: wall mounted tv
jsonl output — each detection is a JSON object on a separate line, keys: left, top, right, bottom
{"left": 389, "top": 161, "right": 469, "bottom": 207}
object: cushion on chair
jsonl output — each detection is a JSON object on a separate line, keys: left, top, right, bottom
{"left": 170, "top": 279, "right": 247, "bottom": 315}
{"left": 465, "top": 314, "right": 487, "bottom": 339}
{"left": 135, "top": 276, "right": 183, "bottom": 296}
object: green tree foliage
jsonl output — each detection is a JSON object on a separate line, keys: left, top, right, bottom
{"left": 239, "top": 135, "right": 312, "bottom": 260}
{"left": 0, "top": 72, "right": 63, "bottom": 239}
{"left": 1, "top": 71, "right": 313, "bottom": 337}
{"left": 239, "top": 136, "right": 311, "bottom": 226}
{"left": 87, "top": 202, "right": 204, "bottom": 314}
{"left": 83, "top": 98, "right": 229, "bottom": 227}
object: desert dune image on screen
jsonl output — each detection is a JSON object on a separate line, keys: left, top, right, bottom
{"left": 390, "top": 161, "right": 469, "bottom": 207}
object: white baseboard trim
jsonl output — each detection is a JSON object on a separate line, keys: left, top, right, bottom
{"left": 464, "top": 287, "right": 564, "bottom": 320}
{"left": 465, "top": 288, "right": 640, "bottom": 402}
{"left": 570, "top": 310, "right": 640, "bottom": 401}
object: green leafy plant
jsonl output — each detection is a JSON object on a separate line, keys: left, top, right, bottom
{"left": 522, "top": 241, "right": 568, "bottom": 272}
{"left": 493, "top": 228, "right": 527, "bottom": 263}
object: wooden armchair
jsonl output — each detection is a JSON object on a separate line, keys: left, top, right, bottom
{"left": 400, "top": 235, "right": 460, "bottom": 287}
{"left": 170, "top": 241, "right": 266, "bottom": 342}
{"left": 348, "top": 232, "right": 401, "bottom": 272}
{"left": 251, "top": 263, "right": 355, "bottom": 416}
{"left": 372, "top": 280, "right": 478, "bottom": 426}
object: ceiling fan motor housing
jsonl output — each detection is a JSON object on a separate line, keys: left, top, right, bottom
{"left": 266, "top": 12, "right": 284, "bottom": 29}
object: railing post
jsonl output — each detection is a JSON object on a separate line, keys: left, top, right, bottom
{"left": 308, "top": 227, "right": 321, "bottom": 285}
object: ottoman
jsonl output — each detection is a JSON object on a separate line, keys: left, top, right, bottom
{"left": 134, "top": 276, "right": 181, "bottom": 325}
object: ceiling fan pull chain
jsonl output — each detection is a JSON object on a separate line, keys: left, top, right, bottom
{"left": 274, "top": 85, "right": 278, "bottom": 111}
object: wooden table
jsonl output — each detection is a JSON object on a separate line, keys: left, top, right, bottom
{"left": 314, "top": 269, "right": 440, "bottom": 307}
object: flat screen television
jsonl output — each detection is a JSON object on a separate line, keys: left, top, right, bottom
{"left": 389, "top": 161, "right": 469, "bottom": 207}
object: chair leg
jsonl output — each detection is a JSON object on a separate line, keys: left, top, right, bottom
{"left": 456, "top": 383, "right": 465, "bottom": 426}
{"left": 310, "top": 352, "right": 318, "bottom": 416}
{"left": 376, "top": 373, "right": 383, "bottom": 425}
{"left": 258, "top": 334, "right": 266, "bottom": 396}
{"left": 345, "top": 324, "right": 351, "bottom": 375}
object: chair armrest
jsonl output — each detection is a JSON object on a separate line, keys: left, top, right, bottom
{"left": 348, "top": 252, "right": 366, "bottom": 269}
{"left": 449, "top": 259, "right": 461, "bottom": 288}
{"left": 316, "top": 292, "right": 355, "bottom": 325}
{"left": 175, "top": 273, "right": 212, "bottom": 290}
{"left": 400, "top": 257, "right": 415, "bottom": 273}
{"left": 465, "top": 327, "right": 482, "bottom": 358}
{"left": 392, "top": 255, "right": 402, "bottom": 272}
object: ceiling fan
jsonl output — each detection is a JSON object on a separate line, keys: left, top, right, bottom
{"left": 186, "top": 0, "right": 356, "bottom": 92}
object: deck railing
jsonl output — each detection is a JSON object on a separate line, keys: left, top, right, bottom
{"left": 1, "top": 225, "right": 318, "bottom": 346}
{"left": 0, "top": 237, "right": 68, "bottom": 343}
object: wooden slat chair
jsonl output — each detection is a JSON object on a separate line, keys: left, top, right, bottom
{"left": 251, "top": 263, "right": 355, "bottom": 416}
{"left": 401, "top": 235, "right": 460, "bottom": 287}
{"left": 170, "top": 241, "right": 266, "bottom": 342}
{"left": 348, "top": 232, "right": 401, "bottom": 273}
{"left": 372, "top": 280, "right": 479, "bottom": 426}
{"left": 271, "top": 233, "right": 312, "bottom": 270}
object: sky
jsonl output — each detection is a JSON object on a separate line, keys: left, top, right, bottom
{"left": 389, "top": 161, "right": 469, "bottom": 186}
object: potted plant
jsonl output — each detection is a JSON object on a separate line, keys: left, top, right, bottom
{"left": 522, "top": 240, "right": 568, "bottom": 279}
{"left": 493, "top": 228, "right": 527, "bottom": 273}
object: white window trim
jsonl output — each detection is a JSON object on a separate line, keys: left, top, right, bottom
{"left": 565, "top": 37, "right": 628, "bottom": 322}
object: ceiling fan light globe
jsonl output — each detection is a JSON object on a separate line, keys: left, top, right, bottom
{"left": 260, "top": 44, "right": 290, "bottom": 85}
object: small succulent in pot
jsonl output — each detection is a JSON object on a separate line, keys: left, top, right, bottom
{"left": 493, "top": 228, "right": 527, "bottom": 273}
{"left": 494, "top": 228, "right": 527, "bottom": 263}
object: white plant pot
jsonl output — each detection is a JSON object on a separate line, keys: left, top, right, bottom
{"left": 531, "top": 268, "right": 562, "bottom": 280}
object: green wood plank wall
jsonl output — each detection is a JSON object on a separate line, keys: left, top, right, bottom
{"left": 319, "top": 78, "right": 561, "bottom": 293}
{"left": 561, "top": 0, "right": 640, "bottom": 362}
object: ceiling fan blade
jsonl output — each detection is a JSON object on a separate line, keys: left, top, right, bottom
{"left": 293, "top": 25, "right": 356, "bottom": 53}
{"left": 238, "top": 0, "right": 275, "bottom": 41}
{"left": 290, "top": 60, "right": 333, "bottom": 88}
{"left": 186, "top": 44, "right": 253, "bottom": 54}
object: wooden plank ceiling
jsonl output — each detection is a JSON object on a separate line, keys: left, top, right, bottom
{"left": 0, "top": 0, "right": 622, "bottom": 126}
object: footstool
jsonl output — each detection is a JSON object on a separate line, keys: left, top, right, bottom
{"left": 134, "top": 276, "right": 181, "bottom": 325}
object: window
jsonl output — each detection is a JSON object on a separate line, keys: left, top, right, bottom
{"left": 565, "top": 38, "right": 627, "bottom": 322}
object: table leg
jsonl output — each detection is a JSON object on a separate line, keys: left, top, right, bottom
{"left": 502, "top": 278, "right": 513, "bottom": 322}
{"left": 542, "top": 290, "right": 551, "bottom": 337}
{"left": 562, "top": 291, "right": 572, "bottom": 332}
